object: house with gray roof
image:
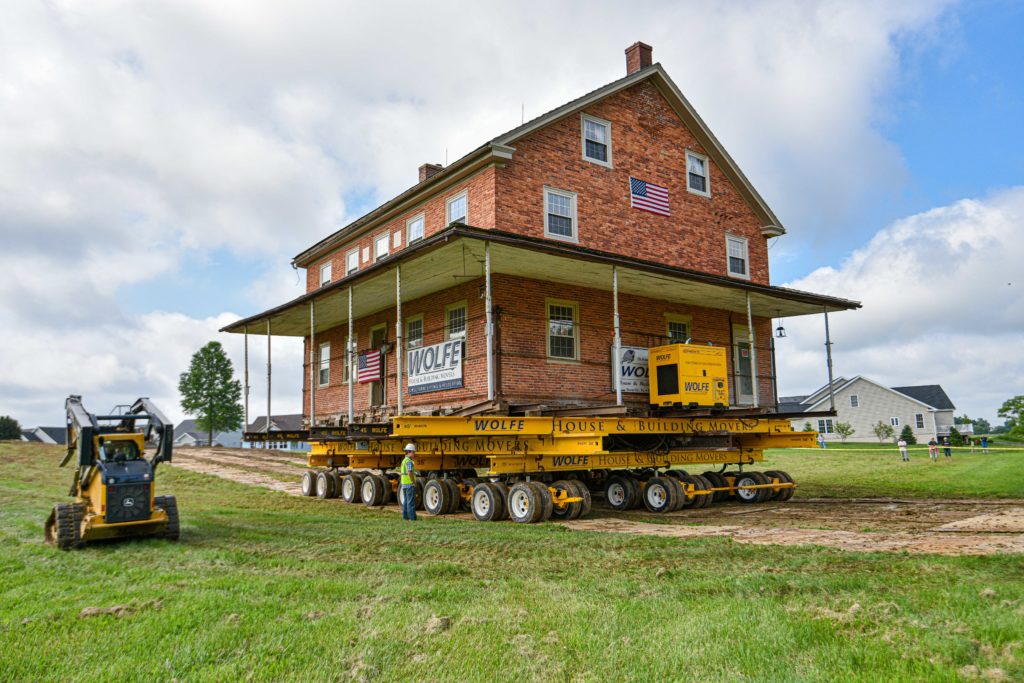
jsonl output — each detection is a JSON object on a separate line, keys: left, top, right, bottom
{"left": 785, "top": 376, "right": 957, "bottom": 442}
{"left": 20, "top": 426, "right": 66, "bottom": 445}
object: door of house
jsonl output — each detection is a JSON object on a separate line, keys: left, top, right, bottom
{"left": 732, "top": 324, "right": 754, "bottom": 405}
{"left": 369, "top": 324, "right": 387, "bottom": 406}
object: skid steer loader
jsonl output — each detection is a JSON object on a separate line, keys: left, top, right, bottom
{"left": 44, "top": 395, "right": 179, "bottom": 549}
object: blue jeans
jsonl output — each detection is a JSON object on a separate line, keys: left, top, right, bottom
{"left": 401, "top": 484, "right": 417, "bottom": 521}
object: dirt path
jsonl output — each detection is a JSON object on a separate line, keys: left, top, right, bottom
{"left": 170, "top": 447, "right": 1024, "bottom": 556}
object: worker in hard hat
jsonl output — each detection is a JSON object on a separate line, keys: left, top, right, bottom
{"left": 400, "top": 443, "right": 418, "bottom": 522}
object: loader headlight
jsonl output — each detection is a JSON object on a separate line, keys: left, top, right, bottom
{"left": 107, "top": 477, "right": 116, "bottom": 484}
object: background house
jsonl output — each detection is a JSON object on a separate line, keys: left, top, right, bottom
{"left": 784, "top": 376, "right": 956, "bottom": 442}
{"left": 244, "top": 415, "right": 310, "bottom": 452}
{"left": 173, "top": 420, "right": 244, "bottom": 448}
{"left": 20, "top": 426, "right": 66, "bottom": 445}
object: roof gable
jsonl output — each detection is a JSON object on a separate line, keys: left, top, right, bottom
{"left": 891, "top": 385, "right": 955, "bottom": 411}
{"left": 802, "top": 376, "right": 944, "bottom": 412}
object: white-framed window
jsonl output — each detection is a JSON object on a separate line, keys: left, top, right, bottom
{"left": 890, "top": 417, "right": 900, "bottom": 427}
{"left": 319, "top": 262, "right": 332, "bottom": 287}
{"left": 374, "top": 233, "right": 389, "bottom": 262}
{"left": 392, "top": 231, "right": 402, "bottom": 249}
{"left": 361, "top": 246, "right": 370, "bottom": 263}
{"left": 446, "top": 191, "right": 468, "bottom": 225}
{"left": 581, "top": 113, "right": 612, "bottom": 167}
{"left": 686, "top": 150, "right": 710, "bottom": 196}
{"left": 726, "top": 235, "right": 749, "bottom": 279}
{"left": 445, "top": 301, "right": 467, "bottom": 340}
{"left": 665, "top": 314, "right": 691, "bottom": 342}
{"left": 817, "top": 418, "right": 835, "bottom": 434}
{"left": 346, "top": 249, "right": 359, "bottom": 275}
{"left": 544, "top": 187, "right": 578, "bottom": 241}
{"left": 405, "top": 315, "right": 424, "bottom": 349}
{"left": 407, "top": 214, "right": 425, "bottom": 244}
{"left": 546, "top": 299, "right": 579, "bottom": 361}
{"left": 342, "top": 335, "right": 356, "bottom": 383}
{"left": 850, "top": 395, "right": 859, "bottom": 408}
{"left": 317, "top": 342, "right": 330, "bottom": 386}
{"left": 915, "top": 413, "right": 925, "bottom": 429}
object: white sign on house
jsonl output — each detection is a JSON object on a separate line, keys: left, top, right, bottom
{"left": 407, "top": 340, "right": 464, "bottom": 395}
{"left": 612, "top": 345, "right": 649, "bottom": 393}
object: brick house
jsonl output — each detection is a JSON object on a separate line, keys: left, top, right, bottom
{"left": 223, "top": 43, "right": 859, "bottom": 428}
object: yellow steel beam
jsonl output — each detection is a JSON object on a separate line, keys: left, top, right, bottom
{"left": 393, "top": 415, "right": 805, "bottom": 438}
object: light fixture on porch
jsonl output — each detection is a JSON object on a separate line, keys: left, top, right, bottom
{"left": 775, "top": 311, "right": 787, "bottom": 338}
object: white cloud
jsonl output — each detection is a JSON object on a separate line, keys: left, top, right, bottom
{"left": 777, "top": 187, "right": 1024, "bottom": 422}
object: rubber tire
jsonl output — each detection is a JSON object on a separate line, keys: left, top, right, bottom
{"left": 701, "top": 471, "right": 729, "bottom": 502}
{"left": 665, "top": 476, "right": 687, "bottom": 511}
{"left": 47, "top": 502, "right": 83, "bottom": 550}
{"left": 471, "top": 482, "right": 504, "bottom": 522}
{"left": 642, "top": 476, "right": 677, "bottom": 513}
{"left": 398, "top": 481, "right": 422, "bottom": 510}
{"left": 328, "top": 470, "right": 342, "bottom": 498}
{"left": 625, "top": 476, "right": 644, "bottom": 509}
{"left": 300, "top": 470, "right": 317, "bottom": 497}
{"left": 154, "top": 496, "right": 180, "bottom": 540}
{"left": 529, "top": 482, "right": 554, "bottom": 522}
{"left": 316, "top": 471, "right": 335, "bottom": 499}
{"left": 734, "top": 472, "right": 770, "bottom": 504}
{"left": 567, "top": 480, "right": 592, "bottom": 518}
{"left": 665, "top": 469, "right": 689, "bottom": 480}
{"left": 380, "top": 475, "right": 395, "bottom": 505}
{"left": 549, "top": 480, "right": 582, "bottom": 520}
{"left": 341, "top": 473, "right": 363, "bottom": 504}
{"left": 507, "top": 482, "right": 539, "bottom": 524}
{"left": 361, "top": 475, "right": 385, "bottom": 507}
{"left": 443, "top": 479, "right": 462, "bottom": 514}
{"left": 423, "top": 479, "right": 450, "bottom": 516}
{"left": 604, "top": 475, "right": 634, "bottom": 511}
{"left": 769, "top": 470, "right": 795, "bottom": 502}
{"left": 459, "top": 479, "right": 477, "bottom": 512}
{"left": 691, "top": 474, "right": 714, "bottom": 509}
{"left": 490, "top": 481, "right": 510, "bottom": 520}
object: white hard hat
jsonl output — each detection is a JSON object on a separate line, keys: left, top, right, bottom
{"left": 404, "top": 443, "right": 416, "bottom": 452}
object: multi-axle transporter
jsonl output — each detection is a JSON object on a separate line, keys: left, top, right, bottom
{"left": 267, "top": 345, "right": 812, "bottom": 523}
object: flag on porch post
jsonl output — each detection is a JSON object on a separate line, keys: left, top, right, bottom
{"left": 357, "top": 349, "right": 381, "bottom": 383}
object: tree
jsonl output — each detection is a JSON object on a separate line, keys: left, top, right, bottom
{"left": 802, "top": 422, "right": 815, "bottom": 432}
{"left": 179, "top": 341, "right": 244, "bottom": 447}
{"left": 872, "top": 421, "right": 895, "bottom": 443}
{"left": 0, "top": 415, "right": 21, "bottom": 440}
{"left": 834, "top": 422, "right": 855, "bottom": 443}
{"left": 898, "top": 424, "right": 917, "bottom": 445}
{"left": 997, "top": 396, "right": 1024, "bottom": 437}
{"left": 948, "top": 426, "right": 964, "bottom": 447}
{"left": 972, "top": 417, "right": 992, "bottom": 435}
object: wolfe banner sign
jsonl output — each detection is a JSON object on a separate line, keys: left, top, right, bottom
{"left": 407, "top": 339, "right": 464, "bottom": 395}
{"left": 613, "top": 345, "right": 649, "bottom": 393}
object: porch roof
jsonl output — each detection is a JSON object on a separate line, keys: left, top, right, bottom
{"left": 221, "top": 225, "right": 860, "bottom": 338}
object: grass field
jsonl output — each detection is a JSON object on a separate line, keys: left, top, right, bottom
{"left": 1, "top": 441, "right": 1022, "bottom": 682}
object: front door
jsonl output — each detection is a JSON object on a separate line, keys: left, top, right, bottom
{"left": 732, "top": 324, "right": 754, "bottom": 405}
{"left": 369, "top": 324, "right": 387, "bottom": 406}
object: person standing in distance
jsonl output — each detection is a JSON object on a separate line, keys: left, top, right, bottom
{"left": 400, "top": 443, "right": 418, "bottom": 522}
{"left": 897, "top": 437, "right": 909, "bottom": 462}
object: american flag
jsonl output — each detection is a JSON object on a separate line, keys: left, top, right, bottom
{"left": 357, "top": 350, "right": 381, "bottom": 383}
{"left": 629, "top": 177, "right": 671, "bottom": 216}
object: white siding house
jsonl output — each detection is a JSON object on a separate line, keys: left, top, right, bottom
{"left": 784, "top": 376, "right": 956, "bottom": 443}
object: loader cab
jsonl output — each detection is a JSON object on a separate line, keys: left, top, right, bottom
{"left": 97, "top": 437, "right": 141, "bottom": 463}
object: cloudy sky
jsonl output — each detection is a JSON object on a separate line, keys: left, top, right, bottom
{"left": 2, "top": 0, "right": 1021, "bottom": 428}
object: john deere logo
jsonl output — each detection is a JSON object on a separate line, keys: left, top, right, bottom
{"left": 122, "top": 497, "right": 135, "bottom": 508}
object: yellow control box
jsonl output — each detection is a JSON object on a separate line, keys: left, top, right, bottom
{"left": 648, "top": 344, "right": 729, "bottom": 407}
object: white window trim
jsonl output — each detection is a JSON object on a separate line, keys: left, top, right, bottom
{"left": 445, "top": 300, "right": 468, "bottom": 341}
{"left": 446, "top": 191, "right": 468, "bottom": 225}
{"left": 361, "top": 246, "right": 370, "bottom": 263}
{"left": 915, "top": 413, "right": 925, "bottom": 429}
{"left": 850, "top": 394, "right": 859, "bottom": 408}
{"left": 546, "top": 298, "right": 580, "bottom": 362}
{"left": 891, "top": 417, "right": 901, "bottom": 427}
{"left": 392, "top": 231, "right": 402, "bottom": 249}
{"left": 405, "top": 314, "right": 424, "bottom": 349}
{"left": 725, "top": 234, "right": 750, "bottom": 281}
{"left": 406, "top": 213, "right": 425, "bottom": 244}
{"left": 319, "top": 262, "right": 332, "bottom": 287}
{"left": 818, "top": 418, "right": 835, "bottom": 434}
{"left": 664, "top": 313, "right": 693, "bottom": 342}
{"left": 543, "top": 186, "right": 578, "bottom": 243}
{"left": 580, "top": 113, "right": 613, "bottom": 168}
{"left": 685, "top": 149, "right": 711, "bottom": 197}
{"left": 346, "top": 249, "right": 359, "bottom": 275}
{"left": 317, "top": 342, "right": 330, "bottom": 387}
{"left": 373, "top": 232, "right": 389, "bottom": 261}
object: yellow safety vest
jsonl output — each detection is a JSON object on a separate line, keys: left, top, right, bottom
{"left": 400, "top": 456, "right": 415, "bottom": 485}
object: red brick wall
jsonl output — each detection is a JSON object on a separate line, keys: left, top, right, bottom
{"left": 494, "top": 80, "right": 770, "bottom": 284}
{"left": 303, "top": 274, "right": 776, "bottom": 424}
{"left": 305, "top": 167, "right": 497, "bottom": 292}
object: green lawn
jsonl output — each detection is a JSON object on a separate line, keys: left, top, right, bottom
{"left": 761, "top": 443, "right": 1024, "bottom": 498}
{"left": 1, "top": 442, "right": 1022, "bottom": 682}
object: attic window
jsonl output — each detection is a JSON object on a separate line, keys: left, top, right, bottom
{"left": 686, "top": 151, "right": 710, "bottom": 196}
{"left": 726, "top": 235, "right": 749, "bottom": 280}
{"left": 581, "top": 114, "right": 612, "bottom": 167}
{"left": 850, "top": 394, "right": 859, "bottom": 408}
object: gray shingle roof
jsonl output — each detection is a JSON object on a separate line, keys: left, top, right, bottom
{"left": 247, "top": 414, "right": 305, "bottom": 432}
{"left": 891, "top": 385, "right": 955, "bottom": 411}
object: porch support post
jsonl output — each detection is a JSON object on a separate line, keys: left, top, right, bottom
{"left": 243, "top": 325, "right": 249, "bottom": 433}
{"left": 395, "top": 266, "right": 403, "bottom": 415}
{"left": 613, "top": 266, "right": 622, "bottom": 406}
{"left": 348, "top": 287, "right": 354, "bottom": 425}
{"left": 824, "top": 306, "right": 835, "bottom": 412}
{"left": 266, "top": 318, "right": 272, "bottom": 434}
{"left": 745, "top": 292, "right": 760, "bottom": 408}
{"left": 309, "top": 301, "right": 316, "bottom": 427}
{"left": 485, "top": 242, "right": 494, "bottom": 402}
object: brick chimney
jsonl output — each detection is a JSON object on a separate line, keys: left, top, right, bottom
{"left": 625, "top": 41, "right": 653, "bottom": 75}
{"left": 419, "top": 163, "right": 443, "bottom": 183}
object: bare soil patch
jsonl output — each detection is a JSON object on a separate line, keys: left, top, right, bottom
{"left": 171, "top": 447, "right": 1024, "bottom": 555}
